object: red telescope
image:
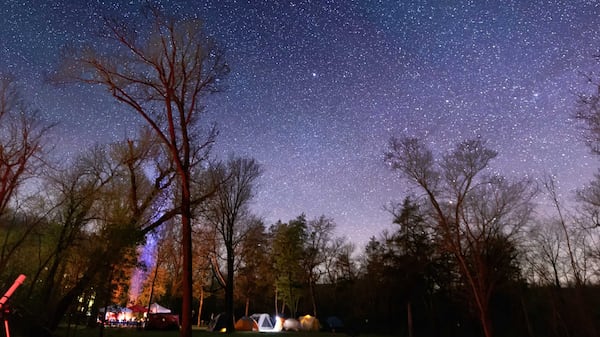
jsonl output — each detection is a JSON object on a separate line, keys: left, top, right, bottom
{"left": 0, "top": 274, "right": 26, "bottom": 337}
{"left": 0, "top": 275, "right": 26, "bottom": 309}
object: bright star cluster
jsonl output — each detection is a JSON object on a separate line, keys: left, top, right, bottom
{"left": 2, "top": 0, "right": 600, "bottom": 247}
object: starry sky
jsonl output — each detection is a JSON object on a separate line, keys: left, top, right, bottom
{"left": 2, "top": 0, "right": 600, "bottom": 248}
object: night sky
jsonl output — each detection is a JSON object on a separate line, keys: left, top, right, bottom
{"left": 2, "top": 0, "right": 600, "bottom": 248}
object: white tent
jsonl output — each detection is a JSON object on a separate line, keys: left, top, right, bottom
{"left": 283, "top": 318, "right": 301, "bottom": 331}
{"left": 250, "top": 313, "right": 282, "bottom": 332}
{"left": 149, "top": 302, "right": 171, "bottom": 313}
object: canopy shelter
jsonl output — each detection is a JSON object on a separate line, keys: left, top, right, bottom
{"left": 149, "top": 302, "right": 171, "bottom": 314}
{"left": 98, "top": 305, "right": 133, "bottom": 322}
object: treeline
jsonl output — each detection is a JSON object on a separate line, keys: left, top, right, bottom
{"left": 183, "top": 138, "right": 600, "bottom": 337}
{"left": 3, "top": 4, "right": 600, "bottom": 337}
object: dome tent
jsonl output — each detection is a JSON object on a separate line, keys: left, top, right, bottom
{"left": 250, "top": 313, "right": 283, "bottom": 332}
{"left": 299, "top": 315, "right": 320, "bottom": 331}
{"left": 235, "top": 316, "right": 259, "bottom": 331}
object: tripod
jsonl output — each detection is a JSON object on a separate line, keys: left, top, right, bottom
{"left": 0, "top": 275, "right": 26, "bottom": 337}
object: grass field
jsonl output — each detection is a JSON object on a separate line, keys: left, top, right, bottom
{"left": 52, "top": 327, "right": 364, "bottom": 337}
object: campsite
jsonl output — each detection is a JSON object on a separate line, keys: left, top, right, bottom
{"left": 55, "top": 329, "right": 370, "bottom": 337}
{"left": 57, "top": 313, "right": 357, "bottom": 337}
{"left": 56, "top": 313, "right": 354, "bottom": 337}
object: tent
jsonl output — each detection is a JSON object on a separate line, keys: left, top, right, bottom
{"left": 325, "top": 316, "right": 344, "bottom": 332}
{"left": 235, "top": 316, "right": 258, "bottom": 331}
{"left": 208, "top": 313, "right": 227, "bottom": 332}
{"left": 98, "top": 305, "right": 133, "bottom": 322}
{"left": 149, "top": 302, "right": 171, "bottom": 313}
{"left": 299, "top": 315, "right": 320, "bottom": 331}
{"left": 250, "top": 313, "right": 282, "bottom": 332}
{"left": 283, "top": 318, "right": 301, "bottom": 331}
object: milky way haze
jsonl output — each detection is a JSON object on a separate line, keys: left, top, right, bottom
{"left": 2, "top": 0, "right": 600, "bottom": 247}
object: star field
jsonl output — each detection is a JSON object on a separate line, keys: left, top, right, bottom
{"left": 2, "top": 0, "right": 600, "bottom": 247}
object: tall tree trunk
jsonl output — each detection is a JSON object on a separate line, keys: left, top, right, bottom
{"left": 181, "top": 185, "right": 193, "bottom": 337}
{"left": 309, "top": 279, "right": 317, "bottom": 317}
{"left": 519, "top": 292, "right": 534, "bottom": 337}
{"left": 197, "top": 288, "right": 204, "bottom": 327}
{"left": 407, "top": 301, "right": 413, "bottom": 337}
{"left": 225, "top": 246, "right": 235, "bottom": 333}
{"left": 480, "top": 307, "right": 493, "bottom": 337}
{"left": 455, "top": 252, "right": 493, "bottom": 337}
{"left": 147, "top": 259, "right": 160, "bottom": 314}
{"left": 99, "top": 268, "right": 114, "bottom": 337}
{"left": 41, "top": 255, "right": 61, "bottom": 305}
{"left": 274, "top": 288, "right": 278, "bottom": 316}
{"left": 49, "top": 271, "right": 95, "bottom": 331}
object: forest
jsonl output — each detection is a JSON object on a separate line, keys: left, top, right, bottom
{"left": 4, "top": 5, "right": 600, "bottom": 337}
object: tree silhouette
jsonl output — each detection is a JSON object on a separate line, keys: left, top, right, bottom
{"left": 385, "top": 136, "right": 536, "bottom": 337}
{"left": 56, "top": 6, "right": 228, "bottom": 337}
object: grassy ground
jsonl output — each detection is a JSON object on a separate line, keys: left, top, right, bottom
{"left": 53, "top": 327, "right": 364, "bottom": 337}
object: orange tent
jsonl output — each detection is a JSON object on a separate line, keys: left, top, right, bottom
{"left": 235, "top": 316, "right": 258, "bottom": 331}
{"left": 299, "top": 315, "right": 320, "bottom": 331}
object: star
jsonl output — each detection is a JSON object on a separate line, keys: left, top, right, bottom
{"left": 2, "top": 0, "right": 600, "bottom": 248}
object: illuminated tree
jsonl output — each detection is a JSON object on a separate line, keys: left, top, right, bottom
{"left": 192, "top": 220, "right": 218, "bottom": 326}
{"left": 271, "top": 216, "right": 306, "bottom": 317}
{"left": 57, "top": 6, "right": 228, "bottom": 336}
{"left": 21, "top": 131, "right": 173, "bottom": 334}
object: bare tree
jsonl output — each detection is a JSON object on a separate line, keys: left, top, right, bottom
{"left": 536, "top": 175, "right": 600, "bottom": 337}
{"left": 303, "top": 215, "right": 335, "bottom": 317}
{"left": 524, "top": 220, "right": 565, "bottom": 287}
{"left": 56, "top": 6, "right": 228, "bottom": 336}
{"left": 323, "top": 237, "right": 356, "bottom": 285}
{"left": 575, "top": 63, "right": 600, "bottom": 155}
{"left": 192, "top": 220, "right": 220, "bottom": 327}
{"left": 385, "top": 136, "right": 535, "bottom": 337}
{"left": 0, "top": 74, "right": 51, "bottom": 273}
{"left": 572, "top": 57, "right": 600, "bottom": 282}
{"left": 205, "top": 157, "right": 262, "bottom": 333}
{"left": 544, "top": 176, "right": 586, "bottom": 285}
